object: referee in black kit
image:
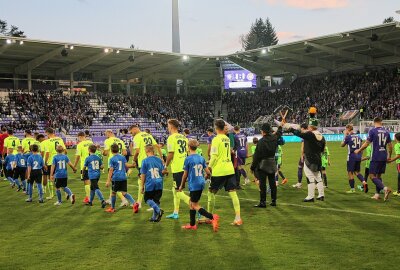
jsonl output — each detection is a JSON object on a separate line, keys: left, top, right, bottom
{"left": 251, "top": 122, "right": 283, "bottom": 207}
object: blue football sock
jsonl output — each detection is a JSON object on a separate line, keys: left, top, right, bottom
{"left": 95, "top": 189, "right": 104, "bottom": 201}
{"left": 146, "top": 199, "right": 160, "bottom": 214}
{"left": 111, "top": 195, "right": 116, "bottom": 209}
{"left": 22, "top": 180, "right": 27, "bottom": 190}
{"left": 7, "top": 177, "right": 14, "bottom": 185}
{"left": 13, "top": 178, "right": 21, "bottom": 188}
{"left": 56, "top": 190, "right": 62, "bottom": 202}
{"left": 90, "top": 190, "right": 95, "bottom": 203}
{"left": 27, "top": 183, "right": 33, "bottom": 198}
{"left": 37, "top": 183, "right": 43, "bottom": 199}
{"left": 123, "top": 193, "right": 135, "bottom": 204}
{"left": 64, "top": 187, "right": 72, "bottom": 197}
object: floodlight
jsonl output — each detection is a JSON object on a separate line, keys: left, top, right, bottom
{"left": 70, "top": 45, "right": 74, "bottom": 50}
{"left": 19, "top": 40, "right": 24, "bottom": 45}
{"left": 6, "top": 39, "right": 12, "bottom": 44}
{"left": 104, "top": 48, "right": 110, "bottom": 53}
{"left": 261, "top": 49, "right": 267, "bottom": 54}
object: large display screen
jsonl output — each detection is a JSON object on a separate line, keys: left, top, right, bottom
{"left": 224, "top": 70, "right": 257, "bottom": 90}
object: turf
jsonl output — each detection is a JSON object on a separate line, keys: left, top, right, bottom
{"left": 0, "top": 142, "right": 399, "bottom": 270}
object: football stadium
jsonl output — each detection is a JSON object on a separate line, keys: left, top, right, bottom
{"left": 0, "top": 1, "right": 400, "bottom": 269}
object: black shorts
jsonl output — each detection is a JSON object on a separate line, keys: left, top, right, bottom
{"left": 5, "top": 169, "right": 15, "bottom": 178}
{"left": 173, "top": 172, "right": 184, "bottom": 190}
{"left": 14, "top": 167, "right": 27, "bottom": 180}
{"left": 42, "top": 167, "right": 50, "bottom": 176}
{"left": 112, "top": 180, "right": 127, "bottom": 193}
{"left": 190, "top": 190, "right": 203, "bottom": 203}
{"left": 90, "top": 178, "right": 100, "bottom": 190}
{"left": 210, "top": 174, "right": 236, "bottom": 191}
{"left": 124, "top": 155, "right": 130, "bottom": 162}
{"left": 81, "top": 169, "right": 89, "bottom": 181}
{"left": 29, "top": 169, "right": 42, "bottom": 184}
{"left": 55, "top": 178, "right": 68, "bottom": 189}
{"left": 144, "top": 190, "right": 163, "bottom": 204}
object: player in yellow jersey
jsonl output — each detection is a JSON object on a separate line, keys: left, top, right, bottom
{"left": 208, "top": 119, "right": 242, "bottom": 226}
{"left": 72, "top": 131, "right": 93, "bottom": 203}
{"left": 102, "top": 129, "right": 128, "bottom": 206}
{"left": 162, "top": 119, "right": 190, "bottom": 219}
{"left": 21, "top": 130, "right": 37, "bottom": 153}
{"left": 129, "top": 124, "right": 163, "bottom": 208}
{"left": 3, "top": 129, "right": 20, "bottom": 155}
{"left": 44, "top": 128, "right": 66, "bottom": 200}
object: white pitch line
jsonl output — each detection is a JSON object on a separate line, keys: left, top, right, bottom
{"left": 127, "top": 183, "right": 400, "bottom": 219}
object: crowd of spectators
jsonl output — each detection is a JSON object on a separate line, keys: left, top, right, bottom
{"left": 1, "top": 68, "right": 398, "bottom": 133}
{"left": 7, "top": 89, "right": 95, "bottom": 132}
{"left": 98, "top": 93, "right": 216, "bottom": 133}
{"left": 224, "top": 68, "right": 400, "bottom": 127}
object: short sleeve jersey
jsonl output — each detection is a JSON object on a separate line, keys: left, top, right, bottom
{"left": 104, "top": 137, "right": 126, "bottom": 165}
{"left": 21, "top": 137, "right": 37, "bottom": 153}
{"left": 364, "top": 144, "right": 372, "bottom": 168}
{"left": 207, "top": 135, "right": 215, "bottom": 145}
{"left": 27, "top": 154, "right": 44, "bottom": 170}
{"left": 109, "top": 154, "right": 127, "bottom": 181}
{"left": 133, "top": 132, "right": 158, "bottom": 167}
{"left": 210, "top": 134, "right": 234, "bottom": 176}
{"left": 76, "top": 139, "right": 93, "bottom": 169}
{"left": 367, "top": 127, "right": 391, "bottom": 162}
{"left": 140, "top": 156, "right": 164, "bottom": 192}
{"left": 343, "top": 134, "right": 362, "bottom": 161}
{"left": 184, "top": 154, "right": 207, "bottom": 192}
{"left": 234, "top": 133, "right": 247, "bottom": 158}
{"left": 5, "top": 154, "right": 16, "bottom": 170}
{"left": 251, "top": 145, "right": 257, "bottom": 155}
{"left": 45, "top": 137, "right": 66, "bottom": 165}
{"left": 167, "top": 133, "right": 188, "bottom": 174}
{"left": 84, "top": 154, "right": 103, "bottom": 180}
{"left": 52, "top": 154, "right": 70, "bottom": 179}
{"left": 16, "top": 153, "right": 27, "bottom": 168}
{"left": 4, "top": 136, "right": 20, "bottom": 154}
{"left": 395, "top": 143, "right": 400, "bottom": 164}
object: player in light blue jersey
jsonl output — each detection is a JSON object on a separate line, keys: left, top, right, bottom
{"left": 140, "top": 145, "right": 165, "bottom": 222}
{"left": 26, "top": 144, "right": 45, "bottom": 203}
{"left": 50, "top": 145, "right": 77, "bottom": 206}
{"left": 105, "top": 144, "right": 138, "bottom": 213}
{"left": 84, "top": 144, "right": 106, "bottom": 208}
{"left": 15, "top": 146, "right": 28, "bottom": 192}
{"left": 179, "top": 139, "right": 219, "bottom": 231}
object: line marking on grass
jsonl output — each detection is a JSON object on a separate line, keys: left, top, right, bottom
{"left": 128, "top": 183, "right": 400, "bottom": 219}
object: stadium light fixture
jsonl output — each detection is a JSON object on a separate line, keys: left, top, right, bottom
{"left": 19, "top": 40, "right": 24, "bottom": 45}
{"left": 183, "top": 55, "right": 189, "bottom": 61}
{"left": 104, "top": 48, "right": 111, "bottom": 53}
{"left": 69, "top": 45, "right": 74, "bottom": 50}
{"left": 261, "top": 48, "right": 267, "bottom": 54}
{"left": 6, "top": 39, "right": 12, "bottom": 44}
{"left": 116, "top": 50, "right": 120, "bottom": 54}
{"left": 150, "top": 52, "right": 154, "bottom": 56}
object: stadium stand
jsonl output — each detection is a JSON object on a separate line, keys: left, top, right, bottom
{"left": 224, "top": 68, "right": 400, "bottom": 127}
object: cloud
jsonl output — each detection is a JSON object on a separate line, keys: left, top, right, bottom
{"left": 266, "top": 0, "right": 348, "bottom": 10}
{"left": 276, "top": 31, "right": 311, "bottom": 42}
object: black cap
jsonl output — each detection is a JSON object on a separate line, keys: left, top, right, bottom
{"left": 261, "top": 123, "right": 271, "bottom": 133}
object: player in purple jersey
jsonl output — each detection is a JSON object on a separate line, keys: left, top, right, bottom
{"left": 341, "top": 124, "right": 368, "bottom": 193}
{"left": 119, "top": 129, "right": 133, "bottom": 162}
{"left": 355, "top": 117, "right": 393, "bottom": 201}
{"left": 233, "top": 126, "right": 250, "bottom": 186}
{"left": 206, "top": 128, "right": 215, "bottom": 160}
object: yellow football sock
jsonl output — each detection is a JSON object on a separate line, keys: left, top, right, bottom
{"left": 207, "top": 191, "right": 215, "bottom": 213}
{"left": 137, "top": 178, "right": 143, "bottom": 204}
{"left": 177, "top": 191, "right": 190, "bottom": 205}
{"left": 229, "top": 191, "right": 240, "bottom": 218}
{"left": 117, "top": 192, "right": 125, "bottom": 201}
{"left": 172, "top": 187, "right": 180, "bottom": 213}
{"left": 84, "top": 184, "right": 90, "bottom": 198}
{"left": 48, "top": 181, "right": 54, "bottom": 197}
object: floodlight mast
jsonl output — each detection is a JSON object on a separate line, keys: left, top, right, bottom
{"left": 172, "top": 0, "right": 181, "bottom": 53}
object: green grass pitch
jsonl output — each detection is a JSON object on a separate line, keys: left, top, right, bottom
{"left": 0, "top": 142, "right": 399, "bottom": 270}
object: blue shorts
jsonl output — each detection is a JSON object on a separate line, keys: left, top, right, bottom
{"left": 347, "top": 160, "right": 361, "bottom": 172}
{"left": 369, "top": 161, "right": 386, "bottom": 175}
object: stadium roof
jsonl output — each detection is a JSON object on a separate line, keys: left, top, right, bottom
{"left": 229, "top": 21, "right": 400, "bottom": 77}
{"left": 0, "top": 22, "right": 399, "bottom": 83}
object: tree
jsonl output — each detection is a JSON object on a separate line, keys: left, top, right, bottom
{"left": 383, "top": 17, "right": 394, "bottom": 23}
{"left": 241, "top": 17, "right": 278, "bottom": 51}
{"left": 0, "top": 19, "right": 26, "bottom": 37}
